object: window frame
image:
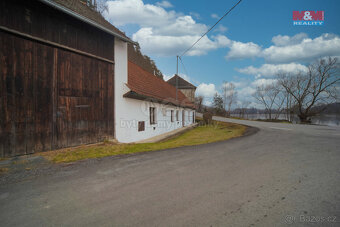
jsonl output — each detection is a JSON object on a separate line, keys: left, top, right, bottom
{"left": 149, "top": 107, "right": 156, "bottom": 125}
{"left": 138, "top": 121, "right": 145, "bottom": 131}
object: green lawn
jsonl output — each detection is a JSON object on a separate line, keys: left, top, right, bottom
{"left": 40, "top": 121, "right": 246, "bottom": 163}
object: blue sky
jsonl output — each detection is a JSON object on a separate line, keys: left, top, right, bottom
{"left": 103, "top": 0, "right": 340, "bottom": 106}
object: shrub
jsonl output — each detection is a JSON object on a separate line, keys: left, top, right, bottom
{"left": 203, "top": 112, "right": 213, "bottom": 125}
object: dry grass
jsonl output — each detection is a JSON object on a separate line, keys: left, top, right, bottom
{"left": 40, "top": 121, "right": 246, "bottom": 163}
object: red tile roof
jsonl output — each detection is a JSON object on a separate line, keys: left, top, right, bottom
{"left": 125, "top": 61, "right": 195, "bottom": 109}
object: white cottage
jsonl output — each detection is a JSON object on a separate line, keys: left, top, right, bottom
{"left": 0, "top": 0, "right": 196, "bottom": 158}
{"left": 114, "top": 41, "right": 196, "bottom": 142}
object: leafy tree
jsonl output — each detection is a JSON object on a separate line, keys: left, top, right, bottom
{"left": 213, "top": 93, "right": 224, "bottom": 115}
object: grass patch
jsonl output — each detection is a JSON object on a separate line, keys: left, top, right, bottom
{"left": 40, "top": 121, "right": 246, "bottom": 163}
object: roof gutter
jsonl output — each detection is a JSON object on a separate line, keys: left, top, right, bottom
{"left": 39, "top": 0, "right": 137, "bottom": 45}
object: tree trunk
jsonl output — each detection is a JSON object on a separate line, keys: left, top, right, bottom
{"left": 298, "top": 113, "right": 311, "bottom": 123}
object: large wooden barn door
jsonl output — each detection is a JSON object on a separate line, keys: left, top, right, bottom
{"left": 0, "top": 32, "right": 114, "bottom": 157}
{"left": 0, "top": 32, "right": 54, "bottom": 156}
{"left": 55, "top": 49, "right": 114, "bottom": 149}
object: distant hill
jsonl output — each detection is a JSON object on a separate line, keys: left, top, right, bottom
{"left": 229, "top": 102, "right": 340, "bottom": 115}
{"left": 311, "top": 102, "right": 340, "bottom": 114}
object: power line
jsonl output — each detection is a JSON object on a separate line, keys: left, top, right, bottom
{"left": 179, "top": 56, "right": 189, "bottom": 77}
{"left": 179, "top": 0, "right": 243, "bottom": 57}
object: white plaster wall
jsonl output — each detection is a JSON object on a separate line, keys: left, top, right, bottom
{"left": 114, "top": 38, "right": 195, "bottom": 143}
{"left": 114, "top": 38, "right": 129, "bottom": 142}
{"left": 116, "top": 99, "right": 194, "bottom": 143}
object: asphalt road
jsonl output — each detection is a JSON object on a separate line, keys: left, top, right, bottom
{"left": 1, "top": 118, "right": 340, "bottom": 227}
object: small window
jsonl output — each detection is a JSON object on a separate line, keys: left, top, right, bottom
{"left": 171, "top": 110, "right": 174, "bottom": 122}
{"left": 150, "top": 107, "right": 156, "bottom": 124}
{"left": 188, "top": 111, "right": 190, "bottom": 121}
{"left": 176, "top": 110, "right": 179, "bottom": 121}
{"left": 192, "top": 112, "right": 195, "bottom": 123}
{"left": 138, "top": 121, "right": 145, "bottom": 131}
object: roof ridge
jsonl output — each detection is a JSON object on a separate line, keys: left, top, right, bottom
{"left": 127, "top": 61, "right": 195, "bottom": 109}
{"left": 167, "top": 75, "right": 196, "bottom": 89}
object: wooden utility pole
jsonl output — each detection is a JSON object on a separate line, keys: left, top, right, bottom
{"left": 176, "top": 55, "right": 178, "bottom": 101}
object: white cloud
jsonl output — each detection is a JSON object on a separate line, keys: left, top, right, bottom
{"left": 214, "top": 25, "right": 228, "bottom": 33}
{"left": 238, "top": 86, "right": 256, "bottom": 96}
{"left": 225, "top": 41, "right": 262, "bottom": 59}
{"left": 104, "top": 0, "right": 229, "bottom": 56}
{"left": 271, "top": 33, "right": 308, "bottom": 47}
{"left": 229, "top": 80, "right": 248, "bottom": 89}
{"left": 263, "top": 33, "right": 340, "bottom": 63}
{"left": 156, "top": 0, "right": 173, "bottom": 8}
{"left": 225, "top": 78, "right": 281, "bottom": 108}
{"left": 196, "top": 83, "right": 217, "bottom": 98}
{"left": 211, "top": 13, "right": 219, "bottom": 19}
{"left": 133, "top": 28, "right": 230, "bottom": 56}
{"left": 154, "top": 15, "right": 207, "bottom": 36}
{"left": 237, "top": 63, "right": 308, "bottom": 77}
{"left": 251, "top": 78, "right": 277, "bottom": 87}
{"left": 225, "top": 33, "right": 340, "bottom": 63}
{"left": 105, "top": 0, "right": 175, "bottom": 27}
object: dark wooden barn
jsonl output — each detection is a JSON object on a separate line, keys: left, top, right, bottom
{"left": 0, "top": 0, "right": 132, "bottom": 157}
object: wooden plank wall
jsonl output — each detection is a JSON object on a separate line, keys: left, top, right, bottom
{"left": 0, "top": 31, "right": 115, "bottom": 157}
{"left": 0, "top": 1, "right": 115, "bottom": 157}
{"left": 56, "top": 49, "right": 114, "bottom": 149}
{"left": 0, "top": 32, "right": 54, "bottom": 156}
{"left": 0, "top": 0, "right": 115, "bottom": 61}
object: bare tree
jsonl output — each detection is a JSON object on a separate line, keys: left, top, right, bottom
{"left": 222, "top": 82, "right": 237, "bottom": 116}
{"left": 239, "top": 101, "right": 250, "bottom": 118}
{"left": 195, "top": 96, "right": 204, "bottom": 113}
{"left": 252, "top": 83, "right": 285, "bottom": 120}
{"left": 84, "top": 0, "right": 109, "bottom": 14}
{"left": 284, "top": 90, "right": 294, "bottom": 122}
{"left": 95, "top": 0, "right": 109, "bottom": 14}
{"left": 278, "top": 57, "right": 340, "bottom": 123}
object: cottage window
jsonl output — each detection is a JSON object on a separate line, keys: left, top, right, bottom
{"left": 192, "top": 112, "right": 195, "bottom": 123}
{"left": 138, "top": 121, "right": 145, "bottom": 131}
{"left": 176, "top": 110, "right": 179, "bottom": 121}
{"left": 150, "top": 107, "right": 156, "bottom": 124}
{"left": 171, "top": 110, "right": 174, "bottom": 122}
{"left": 188, "top": 111, "right": 190, "bottom": 121}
